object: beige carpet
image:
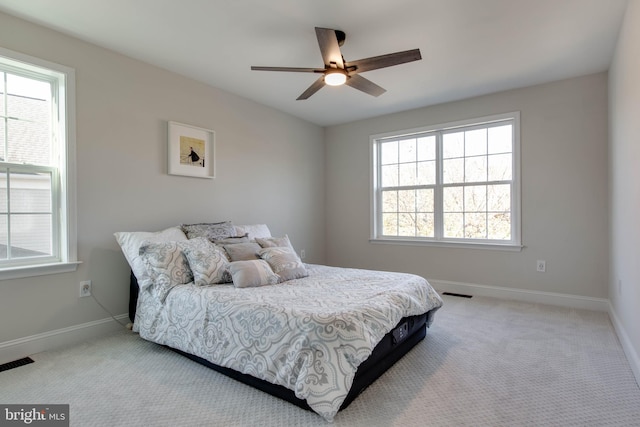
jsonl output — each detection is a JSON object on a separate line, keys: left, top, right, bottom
{"left": 1, "top": 294, "right": 639, "bottom": 426}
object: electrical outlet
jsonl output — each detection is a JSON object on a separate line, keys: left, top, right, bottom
{"left": 79, "top": 280, "right": 92, "bottom": 297}
{"left": 300, "top": 249, "right": 306, "bottom": 260}
{"left": 536, "top": 260, "right": 546, "bottom": 273}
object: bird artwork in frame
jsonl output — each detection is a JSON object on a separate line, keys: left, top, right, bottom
{"left": 180, "top": 136, "right": 205, "bottom": 168}
{"left": 167, "top": 121, "right": 215, "bottom": 178}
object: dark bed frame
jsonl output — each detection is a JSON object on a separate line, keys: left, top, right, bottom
{"left": 129, "top": 271, "right": 434, "bottom": 412}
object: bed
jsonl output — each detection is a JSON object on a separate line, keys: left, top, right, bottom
{"left": 117, "top": 224, "right": 443, "bottom": 422}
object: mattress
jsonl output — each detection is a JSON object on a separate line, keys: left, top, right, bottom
{"left": 132, "top": 264, "right": 443, "bottom": 421}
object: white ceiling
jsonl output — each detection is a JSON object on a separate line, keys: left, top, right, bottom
{"left": 0, "top": 0, "right": 629, "bottom": 126}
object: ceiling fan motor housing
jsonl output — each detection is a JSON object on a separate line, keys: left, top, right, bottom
{"left": 324, "top": 68, "right": 347, "bottom": 86}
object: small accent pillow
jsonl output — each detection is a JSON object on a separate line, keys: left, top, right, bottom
{"left": 180, "top": 237, "right": 231, "bottom": 285}
{"left": 212, "top": 235, "right": 251, "bottom": 261}
{"left": 114, "top": 227, "right": 188, "bottom": 290}
{"left": 234, "top": 224, "right": 272, "bottom": 240}
{"left": 180, "top": 221, "right": 236, "bottom": 242}
{"left": 255, "top": 234, "right": 294, "bottom": 250}
{"left": 139, "top": 241, "right": 193, "bottom": 301}
{"left": 227, "top": 260, "right": 279, "bottom": 288}
{"left": 223, "top": 242, "right": 262, "bottom": 261}
{"left": 258, "top": 246, "right": 308, "bottom": 282}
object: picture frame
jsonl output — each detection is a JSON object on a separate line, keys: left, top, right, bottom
{"left": 167, "top": 121, "right": 215, "bottom": 178}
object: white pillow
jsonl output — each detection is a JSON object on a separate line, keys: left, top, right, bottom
{"left": 234, "top": 224, "right": 272, "bottom": 240}
{"left": 114, "top": 227, "right": 187, "bottom": 289}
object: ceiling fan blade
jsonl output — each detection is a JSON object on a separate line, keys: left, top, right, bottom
{"left": 297, "top": 76, "right": 326, "bottom": 100}
{"left": 345, "top": 74, "right": 386, "bottom": 97}
{"left": 345, "top": 49, "right": 422, "bottom": 74}
{"left": 315, "top": 27, "right": 344, "bottom": 69}
{"left": 251, "top": 66, "right": 323, "bottom": 73}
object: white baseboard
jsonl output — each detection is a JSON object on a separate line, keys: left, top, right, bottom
{"left": 0, "top": 314, "right": 129, "bottom": 365}
{"left": 429, "top": 279, "right": 609, "bottom": 312}
{"left": 608, "top": 302, "right": 640, "bottom": 387}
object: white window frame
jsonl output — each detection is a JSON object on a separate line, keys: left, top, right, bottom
{"left": 370, "top": 112, "right": 522, "bottom": 251}
{"left": 0, "top": 47, "right": 78, "bottom": 279}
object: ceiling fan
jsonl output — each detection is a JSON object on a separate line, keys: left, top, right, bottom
{"left": 251, "top": 27, "right": 422, "bottom": 100}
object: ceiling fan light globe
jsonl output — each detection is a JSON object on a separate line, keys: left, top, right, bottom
{"left": 325, "top": 71, "right": 347, "bottom": 86}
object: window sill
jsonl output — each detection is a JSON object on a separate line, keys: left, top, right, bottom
{"left": 0, "top": 261, "right": 81, "bottom": 280}
{"left": 370, "top": 238, "right": 523, "bottom": 252}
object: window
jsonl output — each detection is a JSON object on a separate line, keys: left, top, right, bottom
{"left": 371, "top": 112, "right": 521, "bottom": 250}
{"left": 0, "top": 47, "right": 77, "bottom": 278}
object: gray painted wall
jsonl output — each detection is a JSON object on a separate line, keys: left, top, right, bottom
{"left": 608, "top": 0, "right": 640, "bottom": 378}
{"left": 325, "top": 73, "right": 609, "bottom": 299}
{"left": 2, "top": 3, "right": 636, "bottom": 375}
{"left": 0, "top": 12, "right": 325, "bottom": 344}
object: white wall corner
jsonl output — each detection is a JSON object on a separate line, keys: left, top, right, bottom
{"left": 608, "top": 302, "right": 640, "bottom": 387}
{"left": 0, "top": 314, "right": 129, "bottom": 366}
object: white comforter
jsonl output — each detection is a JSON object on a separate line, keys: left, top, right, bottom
{"left": 134, "top": 264, "right": 443, "bottom": 421}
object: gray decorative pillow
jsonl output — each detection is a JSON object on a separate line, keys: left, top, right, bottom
{"left": 258, "top": 246, "right": 308, "bottom": 282}
{"left": 213, "top": 234, "right": 250, "bottom": 245}
{"left": 139, "top": 241, "right": 193, "bottom": 301}
{"left": 180, "top": 221, "right": 236, "bottom": 242}
{"left": 180, "top": 237, "right": 231, "bottom": 285}
{"left": 227, "top": 260, "right": 279, "bottom": 288}
{"left": 223, "top": 242, "right": 262, "bottom": 261}
{"left": 255, "top": 234, "right": 294, "bottom": 250}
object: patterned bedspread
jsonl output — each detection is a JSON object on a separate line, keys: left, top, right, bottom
{"left": 133, "top": 264, "right": 443, "bottom": 421}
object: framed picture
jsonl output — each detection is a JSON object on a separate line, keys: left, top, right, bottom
{"left": 167, "top": 121, "right": 215, "bottom": 178}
